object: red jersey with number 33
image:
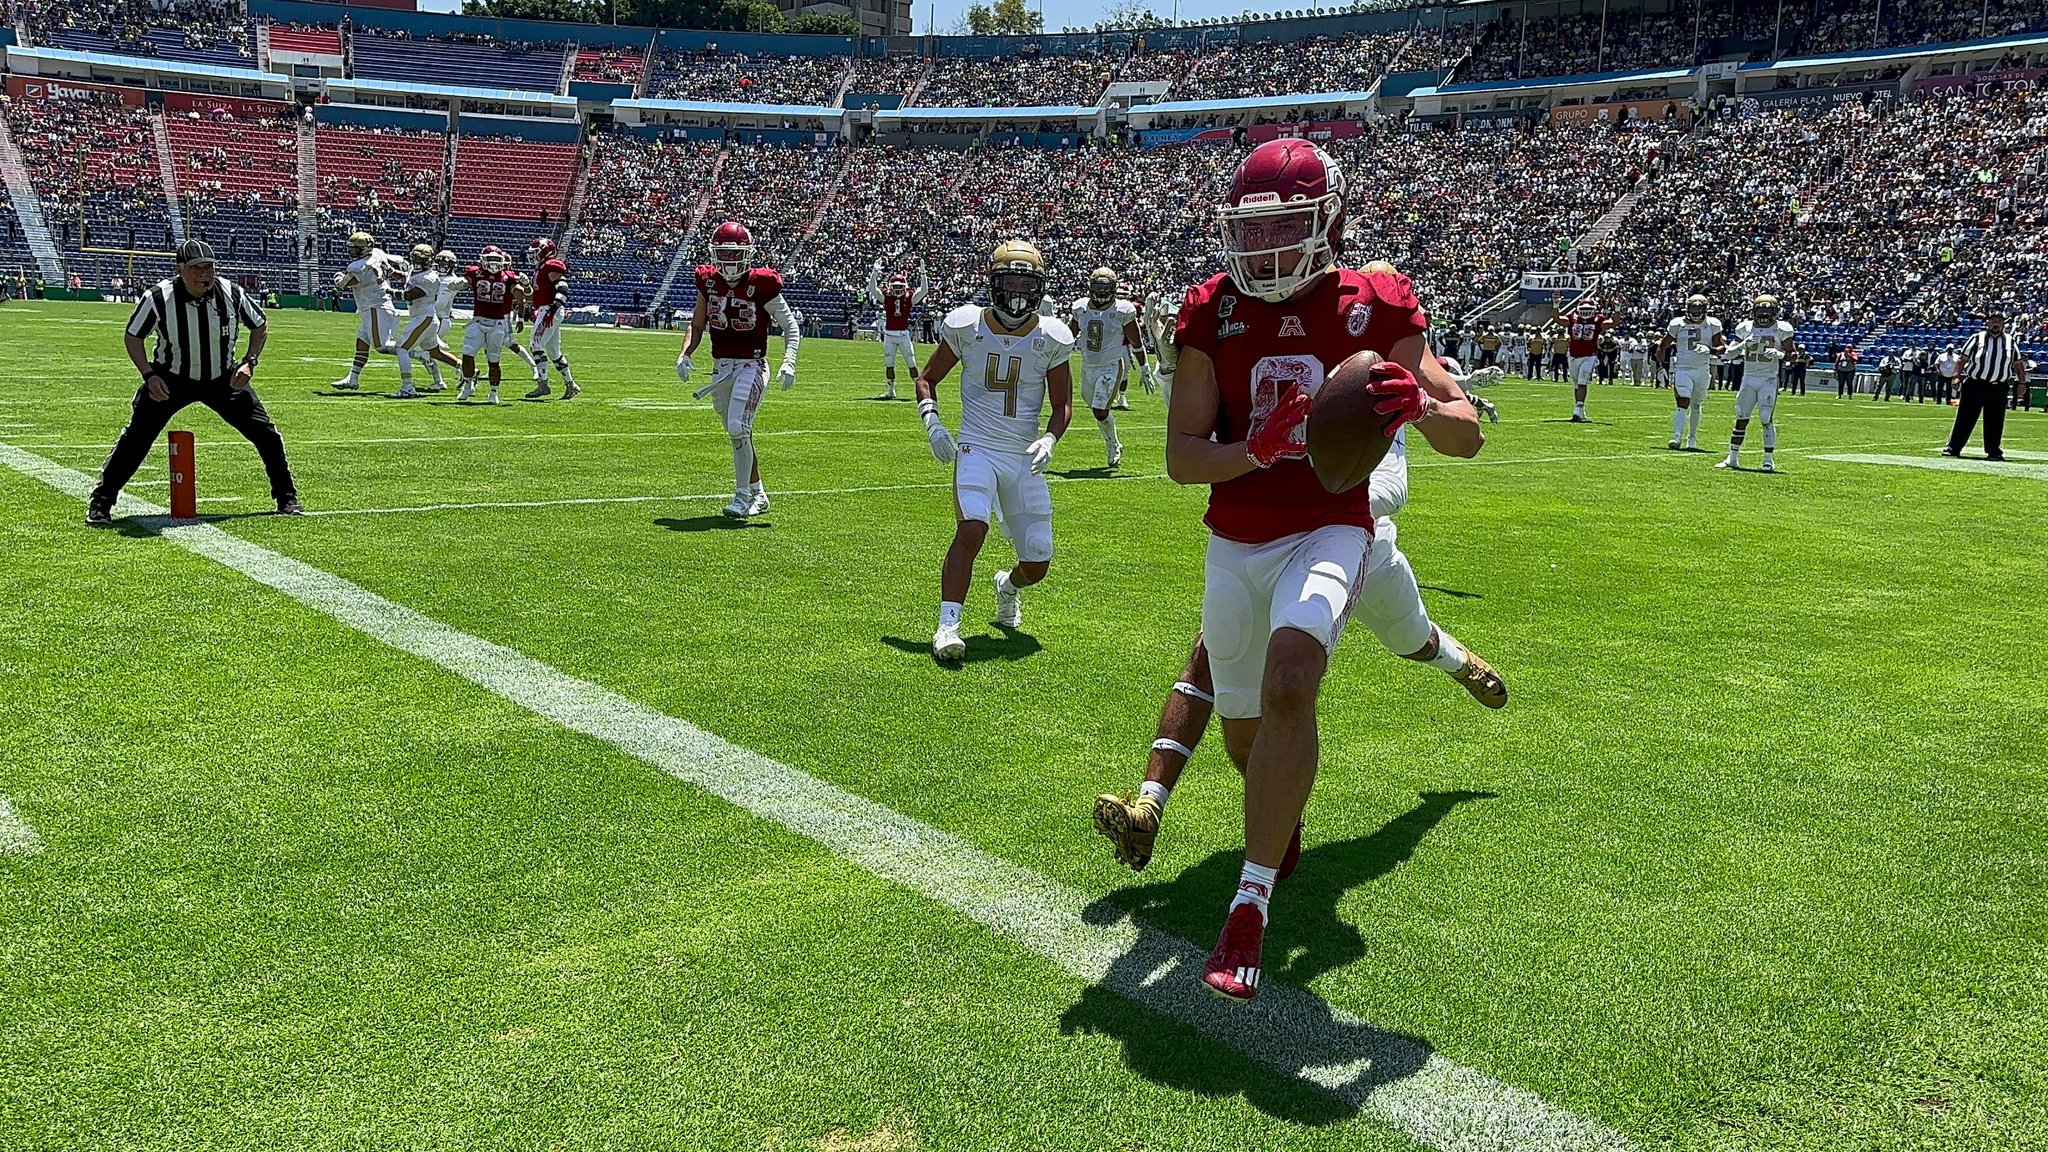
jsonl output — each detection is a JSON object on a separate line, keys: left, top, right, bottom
{"left": 531, "top": 258, "right": 568, "bottom": 308}
{"left": 696, "top": 265, "right": 783, "bottom": 360}
{"left": 1175, "top": 267, "right": 1428, "bottom": 545}
{"left": 463, "top": 266, "right": 520, "bottom": 320}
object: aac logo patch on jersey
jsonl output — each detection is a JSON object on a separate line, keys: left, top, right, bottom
{"left": 1277, "top": 315, "right": 1307, "bottom": 339}
{"left": 1347, "top": 302, "right": 1373, "bottom": 337}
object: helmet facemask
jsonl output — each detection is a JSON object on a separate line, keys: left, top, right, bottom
{"left": 990, "top": 267, "right": 1044, "bottom": 328}
{"left": 1218, "top": 194, "right": 1340, "bottom": 304}
{"left": 712, "top": 240, "right": 754, "bottom": 282}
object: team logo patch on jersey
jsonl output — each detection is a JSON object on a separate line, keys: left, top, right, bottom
{"left": 1218, "top": 296, "right": 1236, "bottom": 319}
{"left": 1346, "top": 302, "right": 1373, "bottom": 337}
{"left": 1219, "top": 321, "right": 1247, "bottom": 340}
{"left": 1277, "top": 316, "right": 1307, "bottom": 339}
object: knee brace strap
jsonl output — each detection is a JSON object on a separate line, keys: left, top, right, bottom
{"left": 1171, "top": 681, "right": 1215, "bottom": 704}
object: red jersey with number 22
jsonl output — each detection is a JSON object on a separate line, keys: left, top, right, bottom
{"left": 463, "top": 266, "right": 520, "bottom": 320}
{"left": 697, "top": 266, "right": 783, "bottom": 360}
{"left": 1175, "top": 267, "right": 1428, "bottom": 545}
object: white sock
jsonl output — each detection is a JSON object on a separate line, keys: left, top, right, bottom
{"left": 428, "top": 363, "right": 444, "bottom": 386}
{"left": 1573, "top": 402, "right": 1586, "bottom": 417}
{"left": 559, "top": 362, "right": 575, "bottom": 385}
{"left": 399, "top": 373, "right": 413, "bottom": 390}
{"left": 1672, "top": 409, "right": 1687, "bottom": 441}
{"left": 1425, "top": 626, "right": 1469, "bottom": 673}
{"left": 994, "top": 569, "right": 1016, "bottom": 596}
{"left": 731, "top": 437, "right": 755, "bottom": 497}
{"left": 345, "top": 364, "right": 362, "bottom": 385}
{"left": 750, "top": 480, "right": 765, "bottom": 497}
{"left": 1099, "top": 413, "right": 1117, "bottom": 444}
{"left": 1762, "top": 425, "right": 1777, "bottom": 451}
{"left": 1230, "top": 860, "right": 1279, "bottom": 923}
{"left": 938, "top": 601, "right": 962, "bottom": 630}
{"left": 1138, "top": 780, "right": 1170, "bottom": 812}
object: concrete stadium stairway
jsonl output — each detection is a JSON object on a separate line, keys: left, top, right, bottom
{"left": 0, "top": 118, "right": 66, "bottom": 280}
{"left": 653, "top": 147, "right": 729, "bottom": 307}
{"left": 149, "top": 112, "right": 188, "bottom": 248}
{"left": 295, "top": 118, "right": 317, "bottom": 293}
{"left": 558, "top": 135, "right": 595, "bottom": 254}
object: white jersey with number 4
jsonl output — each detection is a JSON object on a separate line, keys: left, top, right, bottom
{"left": 344, "top": 251, "right": 404, "bottom": 312}
{"left": 1730, "top": 319, "right": 1795, "bottom": 379}
{"left": 941, "top": 304, "right": 1074, "bottom": 454}
{"left": 1668, "top": 316, "right": 1725, "bottom": 371}
{"left": 1069, "top": 298, "right": 1138, "bottom": 369}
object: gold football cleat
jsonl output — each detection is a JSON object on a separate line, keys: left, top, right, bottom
{"left": 1093, "top": 793, "right": 1161, "bottom": 871}
{"left": 1451, "top": 653, "right": 1509, "bottom": 709}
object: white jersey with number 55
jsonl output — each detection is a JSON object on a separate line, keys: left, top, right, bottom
{"left": 942, "top": 304, "right": 1074, "bottom": 454}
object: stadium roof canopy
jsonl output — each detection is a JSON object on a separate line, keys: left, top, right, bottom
{"left": 877, "top": 105, "right": 1101, "bottom": 119}
{"left": 3, "top": 44, "right": 290, "bottom": 86}
{"left": 329, "top": 76, "right": 576, "bottom": 109}
{"left": 1137, "top": 90, "right": 1376, "bottom": 115}
{"left": 1738, "top": 29, "right": 2048, "bottom": 70}
{"left": 614, "top": 98, "right": 842, "bottom": 117}
{"left": 1432, "top": 65, "right": 1694, "bottom": 96}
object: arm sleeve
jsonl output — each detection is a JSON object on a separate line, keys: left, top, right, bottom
{"left": 866, "top": 266, "right": 882, "bottom": 301}
{"left": 126, "top": 291, "right": 159, "bottom": 338}
{"left": 234, "top": 284, "right": 266, "bottom": 329}
{"left": 765, "top": 293, "right": 800, "bottom": 373}
{"left": 914, "top": 266, "right": 929, "bottom": 304}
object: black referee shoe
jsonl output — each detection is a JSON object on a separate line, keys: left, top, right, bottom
{"left": 275, "top": 497, "right": 304, "bottom": 516}
{"left": 85, "top": 500, "right": 113, "bottom": 528}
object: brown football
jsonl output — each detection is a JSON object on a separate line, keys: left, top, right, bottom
{"left": 1307, "top": 349, "right": 1401, "bottom": 494}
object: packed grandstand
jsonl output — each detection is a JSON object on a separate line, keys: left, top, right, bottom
{"left": 1, "top": 0, "right": 2045, "bottom": 367}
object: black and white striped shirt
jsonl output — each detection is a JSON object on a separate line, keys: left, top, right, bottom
{"left": 1960, "top": 328, "right": 2021, "bottom": 384}
{"left": 126, "top": 278, "right": 266, "bottom": 382}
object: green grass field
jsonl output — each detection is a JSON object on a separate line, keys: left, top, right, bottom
{"left": 3, "top": 299, "right": 2046, "bottom": 1151}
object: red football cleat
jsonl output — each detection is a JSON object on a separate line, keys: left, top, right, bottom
{"left": 1278, "top": 821, "right": 1303, "bottom": 881}
{"left": 1201, "top": 903, "right": 1267, "bottom": 1002}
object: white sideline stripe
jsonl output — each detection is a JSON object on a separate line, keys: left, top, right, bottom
{"left": 0, "top": 797, "right": 43, "bottom": 857}
{"left": 0, "top": 438, "right": 1633, "bottom": 1152}
{"left": 303, "top": 473, "right": 1165, "bottom": 517}
{"left": 1812, "top": 453, "right": 2048, "bottom": 481}
{"left": 1993, "top": 449, "right": 2048, "bottom": 461}
{"left": 8, "top": 427, "right": 1167, "bottom": 451}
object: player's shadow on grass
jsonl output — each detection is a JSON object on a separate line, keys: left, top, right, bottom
{"left": 310, "top": 390, "right": 382, "bottom": 398}
{"left": 1059, "top": 790, "right": 1494, "bottom": 1124}
{"left": 109, "top": 511, "right": 286, "bottom": 537}
{"left": 1046, "top": 465, "right": 1118, "bottom": 480}
{"left": 1539, "top": 417, "right": 1615, "bottom": 425}
{"left": 879, "top": 625, "right": 1041, "bottom": 665}
{"left": 655, "top": 515, "right": 770, "bottom": 532}
{"left": 1416, "top": 584, "right": 1482, "bottom": 599}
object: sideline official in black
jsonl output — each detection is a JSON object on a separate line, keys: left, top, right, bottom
{"left": 87, "top": 240, "right": 301, "bottom": 526}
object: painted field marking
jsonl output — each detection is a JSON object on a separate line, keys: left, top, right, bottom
{"left": 1811, "top": 454, "right": 2048, "bottom": 481}
{"left": 0, "top": 439, "right": 1633, "bottom": 1152}
{"left": 0, "top": 797, "right": 43, "bottom": 857}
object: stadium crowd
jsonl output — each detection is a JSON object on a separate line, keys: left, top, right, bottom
{"left": 648, "top": 49, "right": 848, "bottom": 106}
{"left": 17, "top": 0, "right": 250, "bottom": 60}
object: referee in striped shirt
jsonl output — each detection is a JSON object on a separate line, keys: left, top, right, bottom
{"left": 1943, "top": 313, "right": 2027, "bottom": 462}
{"left": 86, "top": 240, "right": 300, "bottom": 526}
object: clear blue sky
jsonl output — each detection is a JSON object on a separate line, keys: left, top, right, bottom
{"left": 415, "top": 0, "right": 1317, "bottom": 36}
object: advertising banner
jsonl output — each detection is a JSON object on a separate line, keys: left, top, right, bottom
{"left": 161, "top": 91, "right": 288, "bottom": 119}
{"left": 1547, "top": 98, "right": 1693, "bottom": 127}
{"left": 5, "top": 75, "right": 143, "bottom": 105}
{"left": 1913, "top": 67, "right": 2044, "bottom": 97}
{"left": 1246, "top": 119, "right": 1365, "bottom": 144}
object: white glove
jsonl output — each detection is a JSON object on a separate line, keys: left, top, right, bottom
{"left": 779, "top": 366, "right": 796, "bottom": 391}
{"left": 675, "top": 353, "right": 692, "bottom": 383}
{"left": 1027, "top": 434, "right": 1057, "bottom": 474}
{"left": 1762, "top": 347, "right": 1786, "bottom": 362}
{"left": 332, "top": 271, "right": 349, "bottom": 289}
{"left": 1690, "top": 343, "right": 1713, "bottom": 356}
{"left": 1141, "top": 365, "right": 1159, "bottom": 395}
{"left": 920, "top": 401, "right": 955, "bottom": 464}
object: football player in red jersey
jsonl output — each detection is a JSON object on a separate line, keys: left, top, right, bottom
{"left": 676, "top": 222, "right": 802, "bottom": 519}
{"left": 452, "top": 245, "right": 523, "bottom": 405}
{"left": 1564, "top": 298, "right": 1613, "bottom": 422}
{"left": 1158, "top": 141, "right": 1485, "bottom": 1003}
{"left": 523, "top": 237, "right": 579, "bottom": 400}
{"left": 867, "top": 254, "right": 928, "bottom": 400}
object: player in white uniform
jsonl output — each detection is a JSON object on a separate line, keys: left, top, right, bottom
{"left": 329, "top": 231, "right": 404, "bottom": 391}
{"left": 867, "top": 256, "right": 928, "bottom": 400}
{"left": 1661, "top": 294, "right": 1726, "bottom": 450}
{"left": 1718, "top": 294, "right": 1797, "bottom": 472}
{"left": 391, "top": 244, "right": 458, "bottom": 397}
{"left": 915, "top": 241, "right": 1075, "bottom": 661}
{"left": 1067, "top": 268, "right": 1153, "bottom": 469}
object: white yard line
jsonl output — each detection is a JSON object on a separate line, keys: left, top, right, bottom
{"left": 1811, "top": 453, "right": 2048, "bottom": 481}
{"left": 0, "top": 797, "right": 43, "bottom": 857}
{"left": 0, "top": 438, "right": 1634, "bottom": 1152}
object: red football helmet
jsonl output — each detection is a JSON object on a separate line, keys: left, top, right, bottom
{"left": 479, "top": 245, "right": 508, "bottom": 273}
{"left": 528, "top": 236, "right": 557, "bottom": 265}
{"left": 1218, "top": 139, "right": 1346, "bottom": 303}
{"left": 886, "top": 273, "right": 909, "bottom": 297}
{"left": 710, "top": 221, "right": 754, "bottom": 281}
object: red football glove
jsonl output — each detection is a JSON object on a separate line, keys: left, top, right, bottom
{"left": 1245, "top": 389, "right": 1313, "bottom": 468}
{"left": 1367, "top": 363, "right": 1434, "bottom": 432}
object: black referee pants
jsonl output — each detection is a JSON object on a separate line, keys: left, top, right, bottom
{"left": 92, "top": 371, "right": 297, "bottom": 506}
{"left": 1945, "top": 379, "right": 2008, "bottom": 459}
